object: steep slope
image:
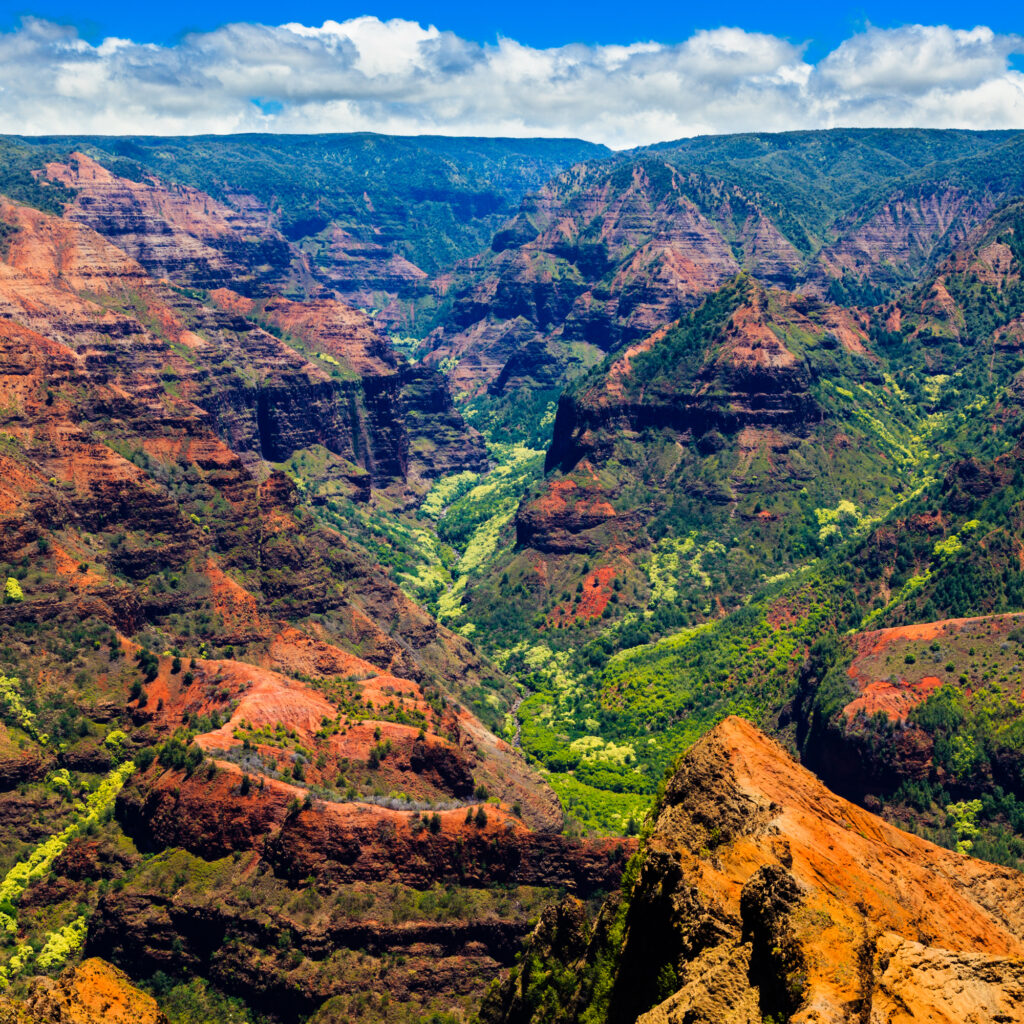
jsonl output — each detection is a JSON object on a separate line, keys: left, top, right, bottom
{"left": 0, "top": 958, "right": 167, "bottom": 1024}
{"left": 457, "top": 276, "right": 921, "bottom": 649}
{"left": 428, "top": 199, "right": 1024, "bottom": 846}
{"left": 6, "top": 127, "right": 1024, "bottom": 1020}
{"left": 878, "top": 199, "right": 1024, "bottom": 394}
{"left": 421, "top": 129, "right": 1024, "bottom": 431}
{"left": 0, "top": 194, "right": 486, "bottom": 504}
{"left": 0, "top": 192, "right": 630, "bottom": 1019}
{"left": 45, "top": 152, "right": 299, "bottom": 295}
{"left": 22, "top": 133, "right": 608, "bottom": 311}
{"left": 482, "top": 717, "right": 1024, "bottom": 1024}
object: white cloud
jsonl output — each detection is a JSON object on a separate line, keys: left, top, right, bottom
{"left": 0, "top": 16, "right": 1022, "bottom": 147}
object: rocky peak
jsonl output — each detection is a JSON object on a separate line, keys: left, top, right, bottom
{"left": 483, "top": 716, "right": 1024, "bottom": 1024}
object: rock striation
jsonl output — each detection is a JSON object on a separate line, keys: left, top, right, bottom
{"left": 46, "top": 153, "right": 297, "bottom": 294}
{"left": 482, "top": 716, "right": 1024, "bottom": 1024}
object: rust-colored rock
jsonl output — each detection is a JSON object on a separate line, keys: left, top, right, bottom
{"left": 19, "top": 958, "right": 167, "bottom": 1024}
{"left": 484, "top": 717, "right": 1024, "bottom": 1024}
{"left": 47, "top": 152, "right": 295, "bottom": 293}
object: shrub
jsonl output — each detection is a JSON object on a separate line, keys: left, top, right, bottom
{"left": 103, "top": 730, "right": 129, "bottom": 761}
{"left": 3, "top": 577, "right": 23, "bottom": 603}
{"left": 36, "top": 916, "right": 87, "bottom": 972}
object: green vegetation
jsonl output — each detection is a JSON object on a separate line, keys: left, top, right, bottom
{"left": 645, "top": 129, "right": 1024, "bottom": 257}
{"left": 8, "top": 131, "right": 1024, "bottom": 1024}
{"left": 0, "top": 138, "right": 74, "bottom": 215}
{"left": 25, "top": 134, "right": 605, "bottom": 287}
{"left": 0, "top": 675, "right": 45, "bottom": 744}
{"left": 0, "top": 762, "right": 135, "bottom": 986}
{"left": 146, "top": 974, "right": 272, "bottom": 1024}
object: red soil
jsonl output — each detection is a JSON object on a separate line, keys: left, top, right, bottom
{"left": 844, "top": 612, "right": 1024, "bottom": 719}
{"left": 209, "top": 287, "right": 256, "bottom": 316}
{"left": 205, "top": 559, "right": 264, "bottom": 633}
{"left": 547, "top": 566, "right": 616, "bottom": 627}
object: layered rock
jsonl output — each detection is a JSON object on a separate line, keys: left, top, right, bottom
{"left": 308, "top": 224, "right": 428, "bottom": 307}
{"left": 46, "top": 152, "right": 298, "bottom": 294}
{"left": 0, "top": 184, "right": 590, "bottom": 1022}
{"left": 544, "top": 282, "right": 835, "bottom": 476}
{"left": 424, "top": 160, "right": 800, "bottom": 398}
{"left": 241, "top": 291, "right": 490, "bottom": 488}
{"left": 0, "top": 197, "right": 485, "bottom": 506}
{"left": 423, "top": 136, "right": 1024, "bottom": 413}
{"left": 512, "top": 281, "right": 877, "bottom": 570}
{"left": 482, "top": 717, "right": 1024, "bottom": 1024}
{"left": 816, "top": 185, "right": 998, "bottom": 290}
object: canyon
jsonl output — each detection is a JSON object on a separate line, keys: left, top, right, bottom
{"left": 2, "top": 128, "right": 1024, "bottom": 1023}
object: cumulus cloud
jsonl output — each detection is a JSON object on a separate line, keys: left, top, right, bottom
{"left": 0, "top": 15, "right": 1022, "bottom": 147}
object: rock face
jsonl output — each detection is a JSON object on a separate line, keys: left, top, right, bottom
{"left": 424, "top": 160, "right": 796, "bottom": 399}
{"left": 817, "top": 185, "right": 997, "bottom": 289}
{"left": 0, "top": 197, "right": 484, "bottom": 509}
{"left": 504, "top": 279, "right": 884, "bottom": 583}
{"left": 47, "top": 153, "right": 297, "bottom": 293}
{"left": 5, "top": 958, "right": 167, "bottom": 1024}
{"left": 208, "top": 289, "right": 489, "bottom": 492}
{"left": 422, "top": 138, "right": 1024, "bottom": 405}
{"left": 482, "top": 717, "right": 1024, "bottom": 1024}
{"left": 544, "top": 282, "right": 833, "bottom": 476}
{"left": 116, "top": 763, "right": 627, "bottom": 892}
{"left": 306, "top": 223, "right": 429, "bottom": 308}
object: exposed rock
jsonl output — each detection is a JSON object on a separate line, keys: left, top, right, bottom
{"left": 47, "top": 153, "right": 296, "bottom": 293}
{"left": 482, "top": 717, "right": 1024, "bottom": 1024}
{"left": 18, "top": 958, "right": 167, "bottom": 1024}
{"left": 817, "top": 186, "right": 997, "bottom": 289}
{"left": 116, "top": 762, "right": 630, "bottom": 892}
{"left": 869, "top": 933, "right": 1024, "bottom": 1024}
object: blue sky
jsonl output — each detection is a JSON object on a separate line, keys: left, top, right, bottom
{"left": 3, "top": 0, "right": 1021, "bottom": 54}
{"left": 0, "top": 1, "right": 1021, "bottom": 144}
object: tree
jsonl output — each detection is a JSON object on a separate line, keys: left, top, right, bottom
{"left": 3, "top": 577, "right": 23, "bottom": 603}
{"left": 474, "top": 806, "right": 488, "bottom": 828}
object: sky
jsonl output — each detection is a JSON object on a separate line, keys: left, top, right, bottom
{"left": 0, "top": 0, "right": 1022, "bottom": 147}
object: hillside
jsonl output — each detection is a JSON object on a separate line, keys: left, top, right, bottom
{"left": 12, "top": 133, "right": 608, "bottom": 313}
{"left": 481, "top": 717, "right": 1024, "bottom": 1024}
{"left": 4, "top": 128, "right": 1024, "bottom": 1022}
{"left": 420, "top": 197, "right": 1024, "bottom": 855}
{"left": 0, "top": 179, "right": 630, "bottom": 1021}
{"left": 421, "top": 128, "right": 1024, "bottom": 440}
